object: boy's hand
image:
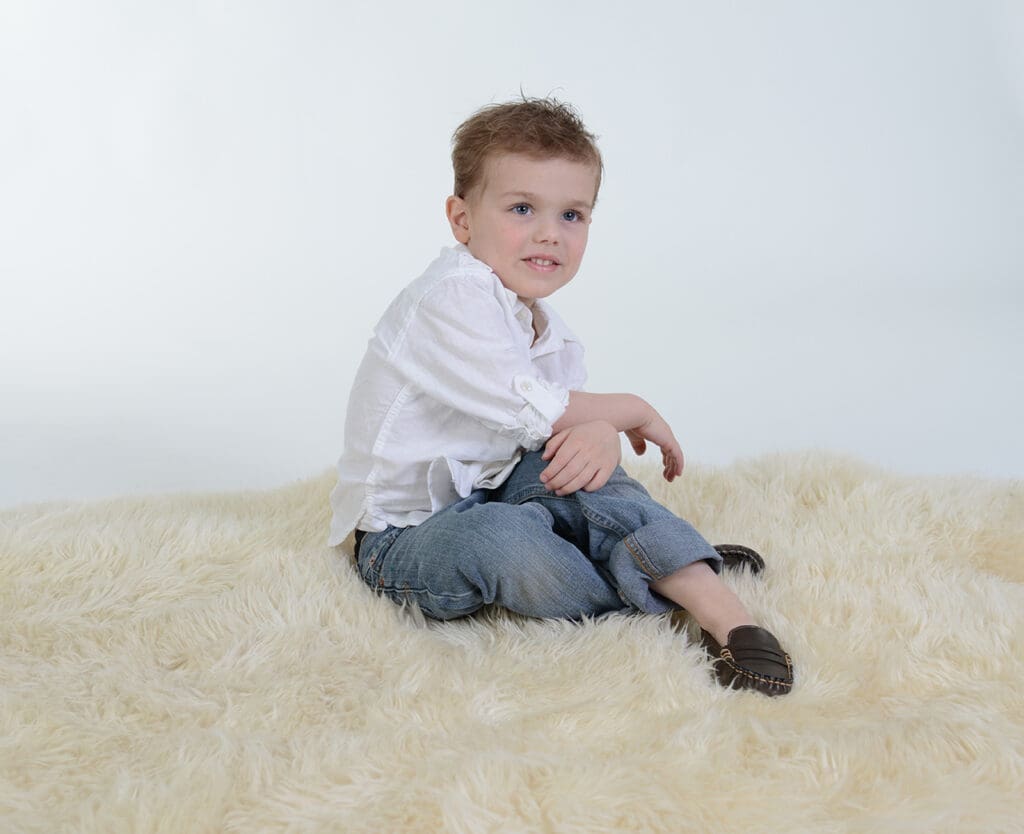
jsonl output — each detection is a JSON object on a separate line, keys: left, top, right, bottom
{"left": 540, "top": 420, "right": 621, "bottom": 495}
{"left": 624, "top": 409, "right": 685, "bottom": 482}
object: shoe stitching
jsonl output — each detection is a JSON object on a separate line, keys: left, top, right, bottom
{"left": 715, "top": 546, "right": 764, "bottom": 570}
{"left": 715, "top": 547, "right": 758, "bottom": 561}
{"left": 718, "top": 648, "right": 794, "bottom": 689}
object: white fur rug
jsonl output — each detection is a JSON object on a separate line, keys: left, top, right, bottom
{"left": 2, "top": 454, "right": 1023, "bottom": 833}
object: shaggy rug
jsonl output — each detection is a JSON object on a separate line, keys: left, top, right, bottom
{"left": 2, "top": 454, "right": 1022, "bottom": 834}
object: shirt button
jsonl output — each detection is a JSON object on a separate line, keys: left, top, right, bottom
{"left": 522, "top": 381, "right": 532, "bottom": 391}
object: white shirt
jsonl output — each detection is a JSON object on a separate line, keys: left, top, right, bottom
{"left": 327, "top": 245, "right": 587, "bottom": 547}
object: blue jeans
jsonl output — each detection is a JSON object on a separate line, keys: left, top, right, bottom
{"left": 355, "top": 451, "right": 722, "bottom": 620}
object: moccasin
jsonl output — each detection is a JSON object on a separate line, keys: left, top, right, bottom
{"left": 713, "top": 544, "right": 765, "bottom": 575}
{"left": 701, "top": 625, "right": 794, "bottom": 696}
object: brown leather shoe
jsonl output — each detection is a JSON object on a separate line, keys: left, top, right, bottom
{"left": 701, "top": 625, "right": 794, "bottom": 696}
{"left": 713, "top": 544, "right": 765, "bottom": 575}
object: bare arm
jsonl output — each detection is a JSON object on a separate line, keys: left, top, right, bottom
{"left": 551, "top": 392, "right": 652, "bottom": 434}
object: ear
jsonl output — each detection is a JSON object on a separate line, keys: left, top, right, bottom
{"left": 445, "top": 195, "right": 471, "bottom": 244}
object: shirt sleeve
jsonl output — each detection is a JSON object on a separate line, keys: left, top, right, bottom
{"left": 386, "top": 278, "right": 568, "bottom": 450}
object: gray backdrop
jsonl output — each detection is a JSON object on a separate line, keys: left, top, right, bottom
{"left": 2, "top": 0, "right": 1022, "bottom": 509}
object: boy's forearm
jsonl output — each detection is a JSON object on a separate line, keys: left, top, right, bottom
{"left": 552, "top": 391, "right": 652, "bottom": 434}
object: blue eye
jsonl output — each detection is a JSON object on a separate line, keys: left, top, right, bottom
{"left": 563, "top": 210, "right": 583, "bottom": 222}
{"left": 511, "top": 204, "right": 531, "bottom": 215}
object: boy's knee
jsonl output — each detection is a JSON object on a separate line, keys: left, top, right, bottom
{"left": 436, "top": 498, "right": 624, "bottom": 619}
{"left": 460, "top": 501, "right": 556, "bottom": 561}
{"left": 459, "top": 502, "right": 572, "bottom": 579}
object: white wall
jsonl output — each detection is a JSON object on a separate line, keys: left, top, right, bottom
{"left": 2, "top": 0, "right": 1022, "bottom": 510}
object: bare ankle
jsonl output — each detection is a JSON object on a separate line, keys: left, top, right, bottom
{"left": 649, "top": 561, "right": 757, "bottom": 647}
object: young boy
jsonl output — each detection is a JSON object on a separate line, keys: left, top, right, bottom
{"left": 329, "top": 98, "right": 793, "bottom": 696}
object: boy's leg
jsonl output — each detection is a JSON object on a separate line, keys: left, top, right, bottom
{"left": 646, "top": 561, "right": 755, "bottom": 645}
{"left": 355, "top": 489, "right": 626, "bottom": 621}
{"left": 492, "top": 451, "right": 727, "bottom": 619}
{"left": 492, "top": 452, "right": 793, "bottom": 694}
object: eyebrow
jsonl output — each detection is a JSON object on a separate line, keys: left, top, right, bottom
{"left": 499, "top": 191, "right": 594, "bottom": 209}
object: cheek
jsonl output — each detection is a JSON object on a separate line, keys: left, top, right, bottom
{"left": 570, "top": 228, "right": 589, "bottom": 255}
{"left": 501, "top": 227, "right": 529, "bottom": 252}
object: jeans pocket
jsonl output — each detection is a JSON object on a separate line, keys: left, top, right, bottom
{"left": 356, "top": 526, "right": 403, "bottom": 587}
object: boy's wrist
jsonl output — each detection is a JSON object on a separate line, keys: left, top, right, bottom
{"left": 609, "top": 393, "right": 653, "bottom": 432}
{"left": 627, "top": 394, "right": 654, "bottom": 430}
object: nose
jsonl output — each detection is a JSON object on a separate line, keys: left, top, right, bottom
{"left": 532, "top": 215, "right": 559, "bottom": 245}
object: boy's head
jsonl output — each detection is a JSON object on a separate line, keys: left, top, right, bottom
{"left": 445, "top": 97, "right": 603, "bottom": 304}
{"left": 450, "top": 98, "right": 603, "bottom": 202}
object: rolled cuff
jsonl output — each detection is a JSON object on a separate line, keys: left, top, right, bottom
{"left": 505, "top": 374, "right": 569, "bottom": 450}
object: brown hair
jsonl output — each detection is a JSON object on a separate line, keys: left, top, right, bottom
{"left": 451, "top": 97, "right": 603, "bottom": 201}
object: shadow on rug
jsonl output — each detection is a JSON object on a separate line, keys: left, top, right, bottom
{"left": 2, "top": 453, "right": 1022, "bottom": 833}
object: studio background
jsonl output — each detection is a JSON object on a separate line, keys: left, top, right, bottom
{"left": 2, "top": 0, "right": 1022, "bottom": 512}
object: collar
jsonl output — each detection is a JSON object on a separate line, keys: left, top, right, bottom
{"left": 449, "top": 244, "right": 578, "bottom": 355}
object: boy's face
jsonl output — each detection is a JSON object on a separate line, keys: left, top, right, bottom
{"left": 445, "top": 153, "right": 598, "bottom": 304}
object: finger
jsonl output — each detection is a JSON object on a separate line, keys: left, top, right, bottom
{"left": 542, "top": 446, "right": 582, "bottom": 489}
{"left": 541, "top": 436, "right": 573, "bottom": 483}
{"left": 555, "top": 463, "right": 598, "bottom": 496}
{"left": 669, "top": 445, "right": 684, "bottom": 476}
{"left": 548, "top": 448, "right": 590, "bottom": 492}
{"left": 622, "top": 430, "right": 647, "bottom": 456}
{"left": 548, "top": 454, "right": 589, "bottom": 493}
{"left": 542, "top": 430, "right": 568, "bottom": 462}
{"left": 582, "top": 465, "right": 613, "bottom": 492}
{"left": 662, "top": 447, "right": 684, "bottom": 481}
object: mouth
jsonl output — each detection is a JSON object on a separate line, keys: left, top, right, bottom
{"left": 524, "top": 256, "right": 560, "bottom": 271}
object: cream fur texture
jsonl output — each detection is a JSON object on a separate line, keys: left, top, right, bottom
{"left": 2, "top": 454, "right": 1023, "bottom": 833}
